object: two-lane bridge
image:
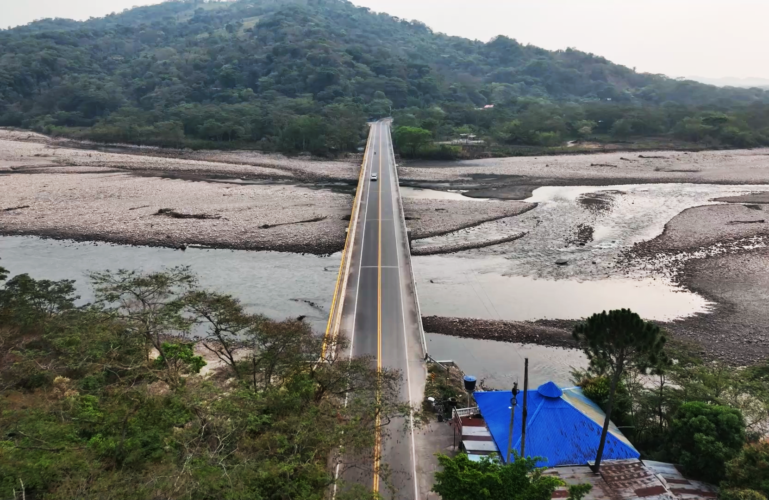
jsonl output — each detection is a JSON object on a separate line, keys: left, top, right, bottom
{"left": 326, "top": 120, "right": 427, "bottom": 499}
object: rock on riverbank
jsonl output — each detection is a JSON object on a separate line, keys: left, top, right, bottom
{"left": 422, "top": 315, "right": 577, "bottom": 349}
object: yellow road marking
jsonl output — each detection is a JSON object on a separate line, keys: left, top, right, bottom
{"left": 321, "top": 125, "right": 372, "bottom": 359}
{"left": 373, "top": 123, "right": 384, "bottom": 493}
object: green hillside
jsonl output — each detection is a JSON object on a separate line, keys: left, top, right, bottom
{"left": 1, "top": 0, "right": 768, "bottom": 154}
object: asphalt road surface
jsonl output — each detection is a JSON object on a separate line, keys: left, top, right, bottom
{"left": 337, "top": 121, "right": 427, "bottom": 499}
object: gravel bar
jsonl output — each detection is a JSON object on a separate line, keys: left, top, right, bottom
{"left": 422, "top": 315, "right": 577, "bottom": 349}
{"left": 403, "top": 198, "right": 535, "bottom": 239}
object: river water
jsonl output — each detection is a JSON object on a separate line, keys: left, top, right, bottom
{"left": 0, "top": 236, "right": 340, "bottom": 333}
{"left": 4, "top": 183, "right": 765, "bottom": 388}
{"left": 412, "top": 183, "right": 769, "bottom": 322}
{"left": 0, "top": 235, "right": 586, "bottom": 387}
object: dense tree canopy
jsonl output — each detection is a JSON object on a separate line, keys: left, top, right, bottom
{"left": 2, "top": 0, "right": 769, "bottom": 154}
{"left": 724, "top": 442, "right": 769, "bottom": 499}
{"left": 665, "top": 402, "right": 746, "bottom": 482}
{"left": 0, "top": 266, "right": 405, "bottom": 499}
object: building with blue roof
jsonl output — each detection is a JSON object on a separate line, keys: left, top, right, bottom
{"left": 472, "top": 381, "right": 639, "bottom": 467}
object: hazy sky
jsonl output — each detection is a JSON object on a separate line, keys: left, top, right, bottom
{"left": 4, "top": 0, "right": 768, "bottom": 79}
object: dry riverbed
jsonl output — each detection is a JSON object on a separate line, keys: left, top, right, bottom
{"left": 400, "top": 148, "right": 769, "bottom": 198}
{"left": 0, "top": 130, "right": 362, "bottom": 253}
{"left": 622, "top": 194, "right": 769, "bottom": 364}
{"left": 0, "top": 129, "right": 537, "bottom": 254}
{"left": 5, "top": 129, "right": 769, "bottom": 364}
{"left": 401, "top": 149, "right": 769, "bottom": 365}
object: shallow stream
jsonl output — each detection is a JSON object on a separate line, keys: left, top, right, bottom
{"left": 413, "top": 183, "right": 769, "bottom": 322}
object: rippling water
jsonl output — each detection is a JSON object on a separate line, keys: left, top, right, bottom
{"left": 414, "top": 254, "right": 711, "bottom": 321}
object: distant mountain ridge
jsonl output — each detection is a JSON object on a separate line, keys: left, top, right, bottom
{"left": 1, "top": 0, "right": 767, "bottom": 152}
{"left": 687, "top": 76, "right": 769, "bottom": 89}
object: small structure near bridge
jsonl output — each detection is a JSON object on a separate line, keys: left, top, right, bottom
{"left": 472, "top": 381, "right": 639, "bottom": 466}
{"left": 450, "top": 381, "right": 717, "bottom": 500}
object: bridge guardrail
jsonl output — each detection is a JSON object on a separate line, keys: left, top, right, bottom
{"left": 321, "top": 126, "right": 372, "bottom": 358}
{"left": 387, "top": 124, "right": 428, "bottom": 358}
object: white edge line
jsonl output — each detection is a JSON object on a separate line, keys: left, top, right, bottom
{"left": 388, "top": 123, "right": 428, "bottom": 357}
{"left": 329, "top": 123, "right": 374, "bottom": 352}
{"left": 332, "top": 123, "right": 374, "bottom": 500}
{"left": 385, "top": 123, "right": 421, "bottom": 500}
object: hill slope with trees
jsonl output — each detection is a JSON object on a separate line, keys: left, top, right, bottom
{"left": 2, "top": 0, "right": 768, "bottom": 154}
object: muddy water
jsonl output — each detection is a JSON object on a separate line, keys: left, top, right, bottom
{"left": 427, "top": 333, "right": 587, "bottom": 389}
{"left": 0, "top": 236, "right": 340, "bottom": 332}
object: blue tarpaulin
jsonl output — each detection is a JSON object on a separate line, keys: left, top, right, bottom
{"left": 473, "top": 382, "right": 639, "bottom": 467}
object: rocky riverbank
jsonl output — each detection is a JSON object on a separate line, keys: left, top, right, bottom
{"left": 422, "top": 316, "right": 577, "bottom": 349}
{"left": 0, "top": 129, "right": 542, "bottom": 255}
{"left": 0, "top": 169, "right": 352, "bottom": 254}
{"left": 619, "top": 197, "right": 769, "bottom": 364}
{"left": 402, "top": 198, "right": 535, "bottom": 240}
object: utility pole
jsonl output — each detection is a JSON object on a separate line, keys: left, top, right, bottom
{"left": 521, "top": 358, "right": 529, "bottom": 458}
{"left": 506, "top": 382, "right": 519, "bottom": 463}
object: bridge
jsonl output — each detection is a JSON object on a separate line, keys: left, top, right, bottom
{"left": 325, "top": 120, "right": 428, "bottom": 499}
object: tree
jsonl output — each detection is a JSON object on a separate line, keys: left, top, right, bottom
{"left": 572, "top": 309, "right": 667, "bottom": 472}
{"left": 723, "top": 442, "right": 769, "bottom": 496}
{"left": 665, "top": 402, "right": 745, "bottom": 481}
{"left": 0, "top": 265, "right": 413, "bottom": 499}
{"left": 89, "top": 266, "right": 197, "bottom": 387}
{"left": 393, "top": 126, "right": 432, "bottom": 157}
{"left": 720, "top": 490, "right": 768, "bottom": 500}
{"left": 432, "top": 453, "right": 568, "bottom": 500}
{"left": 0, "top": 273, "right": 78, "bottom": 329}
{"left": 185, "top": 290, "right": 265, "bottom": 380}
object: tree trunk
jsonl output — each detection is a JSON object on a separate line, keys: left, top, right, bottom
{"left": 594, "top": 366, "right": 621, "bottom": 472}
{"left": 658, "top": 375, "right": 665, "bottom": 433}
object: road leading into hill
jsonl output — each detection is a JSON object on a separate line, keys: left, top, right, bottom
{"left": 333, "top": 120, "right": 427, "bottom": 499}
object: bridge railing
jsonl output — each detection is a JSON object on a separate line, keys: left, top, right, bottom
{"left": 321, "top": 126, "right": 372, "bottom": 359}
{"left": 386, "top": 124, "right": 428, "bottom": 357}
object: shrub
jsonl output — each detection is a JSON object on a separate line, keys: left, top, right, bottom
{"left": 723, "top": 442, "right": 769, "bottom": 499}
{"left": 665, "top": 402, "right": 746, "bottom": 482}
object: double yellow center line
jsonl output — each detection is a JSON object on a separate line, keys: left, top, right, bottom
{"left": 373, "top": 123, "right": 384, "bottom": 493}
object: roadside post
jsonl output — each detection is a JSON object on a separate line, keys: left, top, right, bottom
{"left": 506, "top": 382, "right": 520, "bottom": 463}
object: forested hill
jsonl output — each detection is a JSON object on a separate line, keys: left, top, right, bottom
{"left": 2, "top": 0, "right": 768, "bottom": 154}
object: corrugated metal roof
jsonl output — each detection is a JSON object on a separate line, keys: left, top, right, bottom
{"left": 474, "top": 382, "right": 640, "bottom": 467}
{"left": 546, "top": 460, "right": 716, "bottom": 500}
{"left": 644, "top": 461, "right": 718, "bottom": 499}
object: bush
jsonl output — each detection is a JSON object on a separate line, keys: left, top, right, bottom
{"left": 415, "top": 144, "right": 462, "bottom": 160}
{"left": 432, "top": 453, "right": 569, "bottom": 500}
{"left": 665, "top": 402, "right": 746, "bottom": 482}
{"left": 720, "top": 489, "right": 768, "bottom": 500}
{"left": 723, "top": 442, "right": 769, "bottom": 499}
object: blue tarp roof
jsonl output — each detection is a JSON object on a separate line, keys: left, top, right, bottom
{"left": 474, "top": 382, "right": 639, "bottom": 467}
